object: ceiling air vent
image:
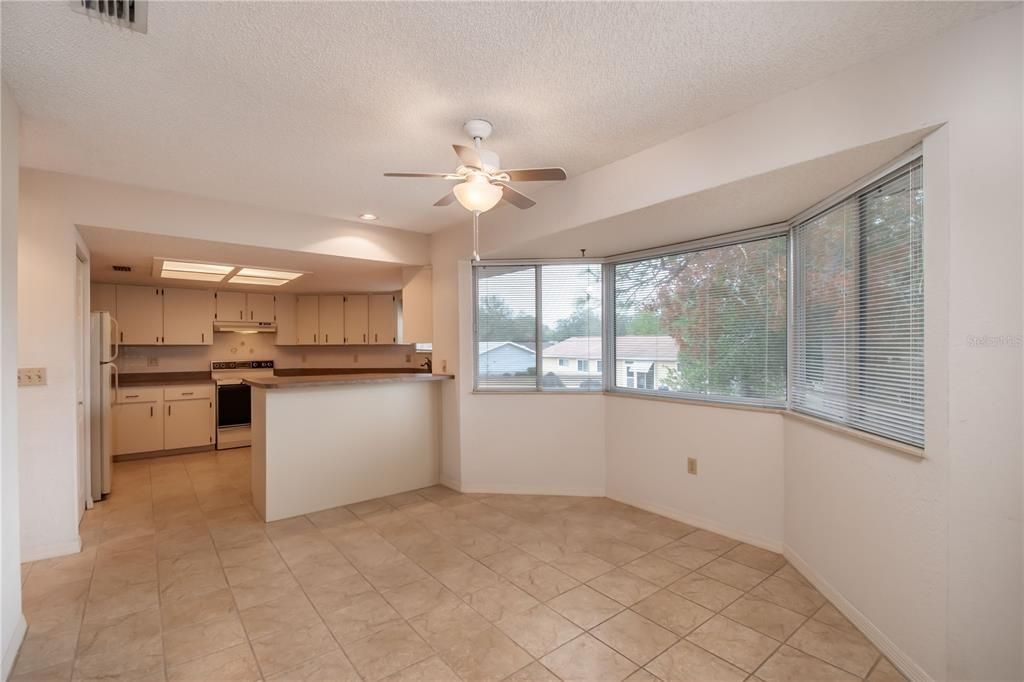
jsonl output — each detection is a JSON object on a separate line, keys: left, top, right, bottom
{"left": 112, "top": 265, "right": 132, "bottom": 272}
{"left": 71, "top": 0, "right": 148, "bottom": 34}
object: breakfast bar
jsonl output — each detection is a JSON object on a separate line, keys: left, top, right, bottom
{"left": 244, "top": 373, "right": 453, "bottom": 521}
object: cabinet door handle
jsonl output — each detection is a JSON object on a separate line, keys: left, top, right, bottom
{"left": 126, "top": 394, "right": 139, "bottom": 399}
{"left": 181, "top": 392, "right": 193, "bottom": 396}
{"left": 325, "top": 334, "right": 328, "bottom": 343}
{"left": 363, "top": 333, "right": 366, "bottom": 343}
{"left": 201, "top": 332, "right": 205, "bottom": 343}
{"left": 120, "top": 331, "right": 124, "bottom": 343}
{"left": 239, "top": 310, "right": 243, "bottom": 320}
{"left": 168, "top": 405, "right": 172, "bottom": 416}
{"left": 149, "top": 406, "right": 153, "bottom": 417}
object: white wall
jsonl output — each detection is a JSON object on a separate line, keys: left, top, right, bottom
{"left": 1, "top": 80, "right": 27, "bottom": 681}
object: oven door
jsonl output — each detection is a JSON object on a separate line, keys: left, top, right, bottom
{"left": 217, "top": 383, "right": 251, "bottom": 428}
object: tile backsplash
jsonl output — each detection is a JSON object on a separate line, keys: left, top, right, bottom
{"left": 118, "top": 332, "right": 424, "bottom": 373}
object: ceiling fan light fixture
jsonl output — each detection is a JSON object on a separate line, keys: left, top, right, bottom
{"left": 453, "top": 174, "right": 502, "bottom": 213}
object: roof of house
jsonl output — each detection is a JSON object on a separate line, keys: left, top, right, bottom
{"left": 477, "top": 341, "right": 536, "bottom": 355}
{"left": 543, "top": 336, "right": 679, "bottom": 361}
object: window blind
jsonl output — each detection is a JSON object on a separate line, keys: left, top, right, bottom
{"left": 792, "top": 158, "right": 924, "bottom": 447}
{"left": 613, "top": 235, "right": 788, "bottom": 405}
{"left": 475, "top": 265, "right": 537, "bottom": 389}
{"left": 541, "top": 264, "right": 603, "bottom": 391}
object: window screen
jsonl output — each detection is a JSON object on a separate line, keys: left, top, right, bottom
{"left": 792, "top": 158, "right": 924, "bottom": 447}
{"left": 613, "top": 235, "right": 788, "bottom": 406}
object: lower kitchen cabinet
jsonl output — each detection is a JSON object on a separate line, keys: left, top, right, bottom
{"left": 164, "top": 397, "right": 214, "bottom": 449}
{"left": 113, "top": 401, "right": 164, "bottom": 455}
{"left": 114, "top": 384, "right": 213, "bottom": 456}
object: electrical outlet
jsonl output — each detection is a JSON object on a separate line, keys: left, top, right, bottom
{"left": 687, "top": 457, "right": 698, "bottom": 475}
{"left": 405, "top": 354, "right": 412, "bottom": 363}
{"left": 146, "top": 357, "right": 159, "bottom": 367}
{"left": 353, "top": 354, "right": 359, "bottom": 363}
{"left": 18, "top": 367, "right": 47, "bottom": 386}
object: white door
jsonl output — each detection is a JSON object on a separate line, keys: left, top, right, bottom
{"left": 246, "top": 293, "right": 275, "bottom": 323}
{"left": 164, "top": 399, "right": 212, "bottom": 449}
{"left": 344, "top": 294, "right": 369, "bottom": 344}
{"left": 369, "top": 294, "right": 397, "bottom": 344}
{"left": 295, "top": 295, "right": 319, "bottom": 345}
{"left": 163, "top": 287, "right": 213, "bottom": 345}
{"left": 116, "top": 285, "right": 164, "bottom": 344}
{"left": 274, "top": 294, "right": 297, "bottom": 345}
{"left": 318, "top": 295, "right": 344, "bottom": 345}
{"left": 215, "top": 291, "right": 246, "bottom": 322}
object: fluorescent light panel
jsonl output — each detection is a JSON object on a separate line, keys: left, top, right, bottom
{"left": 235, "top": 267, "right": 302, "bottom": 281}
{"left": 162, "top": 260, "right": 234, "bottom": 275}
{"left": 158, "top": 260, "right": 304, "bottom": 287}
{"left": 160, "top": 270, "right": 228, "bottom": 282}
{"left": 228, "top": 275, "right": 290, "bottom": 286}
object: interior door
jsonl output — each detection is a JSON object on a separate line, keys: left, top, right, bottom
{"left": 116, "top": 285, "right": 163, "bottom": 344}
{"left": 369, "top": 294, "right": 397, "bottom": 344}
{"left": 344, "top": 294, "right": 369, "bottom": 344}
{"left": 76, "top": 255, "right": 88, "bottom": 516}
{"left": 163, "top": 287, "right": 213, "bottom": 345}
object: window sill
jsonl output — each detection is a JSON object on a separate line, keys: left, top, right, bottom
{"left": 603, "top": 389, "right": 784, "bottom": 414}
{"left": 783, "top": 410, "right": 925, "bottom": 459}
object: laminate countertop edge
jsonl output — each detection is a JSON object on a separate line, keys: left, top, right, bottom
{"left": 244, "top": 373, "right": 455, "bottom": 389}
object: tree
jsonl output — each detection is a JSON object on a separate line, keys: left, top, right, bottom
{"left": 476, "top": 295, "right": 537, "bottom": 344}
{"left": 548, "top": 295, "right": 602, "bottom": 342}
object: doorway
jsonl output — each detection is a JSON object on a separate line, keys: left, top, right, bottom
{"left": 75, "top": 249, "right": 90, "bottom": 516}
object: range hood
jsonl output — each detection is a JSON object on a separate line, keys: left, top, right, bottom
{"left": 214, "top": 321, "right": 277, "bottom": 333}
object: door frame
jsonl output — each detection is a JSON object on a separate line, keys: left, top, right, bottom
{"left": 75, "top": 247, "right": 91, "bottom": 515}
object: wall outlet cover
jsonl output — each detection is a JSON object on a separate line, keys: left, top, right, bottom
{"left": 687, "top": 457, "right": 698, "bottom": 475}
{"left": 17, "top": 367, "right": 47, "bottom": 386}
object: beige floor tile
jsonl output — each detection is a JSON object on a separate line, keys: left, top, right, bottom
{"left": 591, "top": 610, "right": 679, "bottom": 665}
{"left": 812, "top": 603, "right": 859, "bottom": 634}
{"left": 305, "top": 572, "right": 375, "bottom": 614}
{"left": 465, "top": 580, "right": 539, "bottom": 622}
{"left": 480, "top": 547, "right": 545, "bottom": 577}
{"left": 748, "top": 576, "right": 826, "bottom": 616}
{"left": 361, "top": 557, "right": 429, "bottom": 591}
{"left": 637, "top": 517, "right": 697, "bottom": 540}
{"left": 589, "top": 568, "right": 659, "bottom": 607}
{"left": 381, "top": 655, "right": 460, "bottom": 682}
{"left": 342, "top": 622, "right": 433, "bottom": 681}
{"left": 632, "top": 589, "right": 714, "bottom": 637}
{"left": 162, "top": 613, "right": 247, "bottom": 666}
{"left": 668, "top": 573, "right": 743, "bottom": 611}
{"left": 721, "top": 596, "right": 806, "bottom": 641}
{"left": 22, "top": 578, "right": 91, "bottom": 617}
{"left": 755, "top": 644, "right": 860, "bottom": 682}
{"left": 82, "top": 579, "right": 160, "bottom": 625}
{"left": 306, "top": 506, "right": 359, "bottom": 530}
{"left": 287, "top": 550, "right": 358, "bottom": 589}
{"left": 678, "top": 530, "right": 739, "bottom": 554}
{"left": 439, "top": 626, "right": 533, "bottom": 682}
{"left": 645, "top": 639, "right": 747, "bottom": 682}
{"left": 380, "top": 576, "right": 457, "bottom": 619}
{"left": 584, "top": 539, "right": 648, "bottom": 566}
{"left": 698, "top": 557, "right": 769, "bottom": 591}
{"left": 550, "top": 552, "right": 615, "bottom": 582}
{"left": 267, "top": 650, "right": 362, "bottom": 681}
{"left": 10, "top": 659, "right": 74, "bottom": 681}
{"left": 73, "top": 607, "right": 163, "bottom": 680}
{"left": 655, "top": 542, "right": 719, "bottom": 570}
{"left": 540, "top": 633, "right": 637, "bottom": 682}
{"left": 230, "top": 569, "right": 302, "bottom": 610}
{"left": 787, "top": 617, "right": 880, "bottom": 677}
{"left": 867, "top": 657, "right": 909, "bottom": 682}
{"left": 166, "top": 642, "right": 261, "bottom": 682}
{"left": 251, "top": 620, "right": 339, "bottom": 677}
{"left": 509, "top": 564, "right": 580, "bottom": 602}
{"left": 503, "top": 661, "right": 560, "bottom": 682}
{"left": 11, "top": 628, "right": 80, "bottom": 677}
{"left": 624, "top": 668, "right": 661, "bottom": 682}
{"left": 409, "top": 597, "right": 491, "bottom": 650}
{"left": 722, "top": 544, "right": 786, "bottom": 573}
{"left": 322, "top": 591, "right": 403, "bottom": 644}
{"left": 239, "top": 591, "right": 321, "bottom": 640}
{"left": 686, "top": 615, "right": 778, "bottom": 673}
{"left": 547, "top": 584, "right": 625, "bottom": 629}
{"left": 619, "top": 529, "right": 673, "bottom": 553}
{"left": 623, "top": 555, "right": 689, "bottom": 587}
{"left": 434, "top": 559, "right": 501, "bottom": 598}
{"left": 496, "top": 603, "right": 582, "bottom": 658}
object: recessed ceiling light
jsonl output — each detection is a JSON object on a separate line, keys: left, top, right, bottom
{"left": 359, "top": 213, "right": 378, "bottom": 221}
{"left": 162, "top": 260, "right": 234, "bottom": 275}
{"left": 235, "top": 267, "right": 303, "bottom": 281}
{"left": 228, "top": 275, "right": 291, "bottom": 286}
{"left": 161, "top": 270, "right": 228, "bottom": 282}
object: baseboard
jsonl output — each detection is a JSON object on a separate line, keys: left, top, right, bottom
{"left": 456, "top": 481, "right": 606, "bottom": 497}
{"left": 21, "top": 536, "right": 82, "bottom": 563}
{"left": 784, "top": 545, "right": 929, "bottom": 682}
{"left": 439, "top": 477, "right": 462, "bottom": 492}
{"left": 606, "top": 492, "right": 783, "bottom": 553}
{"left": 2, "top": 614, "right": 27, "bottom": 680}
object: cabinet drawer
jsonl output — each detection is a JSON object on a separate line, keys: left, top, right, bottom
{"left": 116, "top": 387, "right": 163, "bottom": 404}
{"left": 164, "top": 385, "right": 213, "bottom": 401}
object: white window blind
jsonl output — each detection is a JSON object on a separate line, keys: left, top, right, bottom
{"left": 541, "top": 264, "right": 603, "bottom": 391}
{"left": 475, "top": 265, "right": 537, "bottom": 389}
{"left": 792, "top": 158, "right": 924, "bottom": 447}
{"left": 613, "top": 235, "right": 788, "bottom": 405}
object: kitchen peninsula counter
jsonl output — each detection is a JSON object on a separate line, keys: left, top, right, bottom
{"left": 248, "top": 372, "right": 450, "bottom": 521}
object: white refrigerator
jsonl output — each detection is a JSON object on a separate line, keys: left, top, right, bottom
{"left": 90, "top": 311, "right": 118, "bottom": 501}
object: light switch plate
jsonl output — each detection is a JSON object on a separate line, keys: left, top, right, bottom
{"left": 18, "top": 367, "right": 47, "bottom": 386}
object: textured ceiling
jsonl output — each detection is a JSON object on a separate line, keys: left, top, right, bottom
{"left": 1, "top": 2, "right": 1004, "bottom": 233}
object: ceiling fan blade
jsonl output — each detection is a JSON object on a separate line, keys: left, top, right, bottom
{"left": 384, "top": 172, "right": 456, "bottom": 178}
{"left": 452, "top": 144, "right": 482, "bottom": 170}
{"left": 502, "top": 167, "right": 567, "bottom": 182}
{"left": 433, "top": 191, "right": 456, "bottom": 207}
{"left": 498, "top": 183, "right": 536, "bottom": 209}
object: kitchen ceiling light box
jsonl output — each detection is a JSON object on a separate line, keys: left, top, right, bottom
{"left": 153, "top": 258, "right": 305, "bottom": 286}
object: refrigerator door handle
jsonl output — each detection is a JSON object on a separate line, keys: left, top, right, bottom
{"left": 110, "top": 316, "right": 120, "bottom": 361}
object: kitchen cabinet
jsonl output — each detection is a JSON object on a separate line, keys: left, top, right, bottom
{"left": 113, "top": 388, "right": 164, "bottom": 455}
{"left": 163, "top": 387, "right": 214, "bottom": 450}
{"left": 369, "top": 294, "right": 398, "bottom": 344}
{"left": 215, "top": 291, "right": 246, "bottom": 322}
{"left": 247, "top": 293, "right": 275, "bottom": 323}
{"left": 295, "top": 295, "right": 320, "bottom": 345}
{"left": 401, "top": 267, "right": 432, "bottom": 344}
{"left": 343, "top": 294, "right": 369, "bottom": 344}
{"left": 319, "top": 295, "right": 344, "bottom": 345}
{"left": 116, "top": 285, "right": 164, "bottom": 345}
{"left": 275, "top": 294, "right": 297, "bottom": 345}
{"left": 113, "top": 384, "right": 213, "bottom": 455}
{"left": 91, "top": 283, "right": 117, "bottom": 314}
{"left": 163, "top": 288, "right": 213, "bottom": 345}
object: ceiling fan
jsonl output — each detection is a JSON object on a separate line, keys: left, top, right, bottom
{"left": 384, "top": 119, "right": 567, "bottom": 214}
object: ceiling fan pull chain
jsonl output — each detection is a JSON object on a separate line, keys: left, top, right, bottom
{"left": 473, "top": 210, "right": 480, "bottom": 262}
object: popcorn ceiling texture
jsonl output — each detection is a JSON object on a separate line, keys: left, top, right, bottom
{"left": 0, "top": 1, "right": 1003, "bottom": 233}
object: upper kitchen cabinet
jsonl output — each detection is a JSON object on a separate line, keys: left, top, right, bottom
{"left": 215, "top": 291, "right": 246, "bottom": 322}
{"left": 318, "top": 295, "right": 344, "bottom": 345}
{"left": 274, "top": 294, "right": 297, "bottom": 345}
{"left": 295, "top": 295, "right": 319, "bottom": 345}
{"left": 401, "top": 267, "right": 432, "bottom": 344}
{"left": 369, "top": 294, "right": 398, "bottom": 344}
{"left": 116, "top": 285, "right": 164, "bottom": 345}
{"left": 343, "top": 294, "right": 369, "bottom": 344}
{"left": 247, "top": 293, "right": 275, "bottom": 323}
{"left": 163, "top": 288, "right": 213, "bottom": 345}
{"left": 91, "top": 282, "right": 116, "bottom": 314}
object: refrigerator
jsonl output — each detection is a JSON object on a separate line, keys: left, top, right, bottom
{"left": 90, "top": 311, "right": 118, "bottom": 502}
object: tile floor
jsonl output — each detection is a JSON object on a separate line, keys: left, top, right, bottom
{"left": 14, "top": 449, "right": 908, "bottom": 682}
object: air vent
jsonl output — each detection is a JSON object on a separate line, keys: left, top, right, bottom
{"left": 71, "top": 0, "right": 148, "bottom": 34}
{"left": 112, "top": 265, "right": 132, "bottom": 272}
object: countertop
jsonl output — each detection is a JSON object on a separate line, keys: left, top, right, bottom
{"left": 244, "top": 373, "right": 454, "bottom": 389}
{"left": 118, "top": 372, "right": 213, "bottom": 386}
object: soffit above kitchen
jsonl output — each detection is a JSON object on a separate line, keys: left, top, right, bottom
{"left": 79, "top": 226, "right": 409, "bottom": 293}
{"left": 1, "top": 2, "right": 1006, "bottom": 234}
